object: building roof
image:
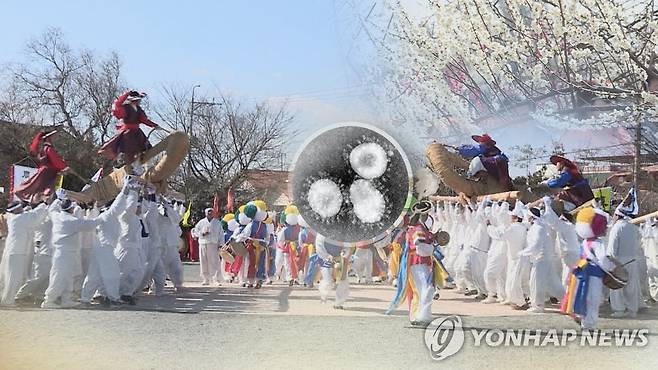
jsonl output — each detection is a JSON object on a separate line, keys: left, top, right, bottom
{"left": 242, "top": 169, "right": 290, "bottom": 189}
{"left": 238, "top": 169, "right": 292, "bottom": 207}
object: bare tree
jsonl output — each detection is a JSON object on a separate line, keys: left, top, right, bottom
{"left": 12, "top": 28, "right": 85, "bottom": 136}
{"left": 76, "top": 50, "right": 124, "bottom": 143}
{"left": 156, "top": 85, "right": 295, "bottom": 202}
{"left": 7, "top": 28, "right": 124, "bottom": 144}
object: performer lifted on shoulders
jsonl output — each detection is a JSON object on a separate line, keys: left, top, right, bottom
{"left": 14, "top": 131, "right": 68, "bottom": 201}
{"left": 99, "top": 90, "right": 163, "bottom": 167}
{"left": 458, "top": 134, "right": 513, "bottom": 190}
{"left": 541, "top": 155, "right": 594, "bottom": 211}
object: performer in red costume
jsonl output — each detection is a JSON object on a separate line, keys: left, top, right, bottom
{"left": 98, "top": 90, "right": 162, "bottom": 167}
{"left": 14, "top": 131, "right": 68, "bottom": 201}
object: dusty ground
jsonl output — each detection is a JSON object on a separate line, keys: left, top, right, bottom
{"left": 0, "top": 263, "right": 656, "bottom": 370}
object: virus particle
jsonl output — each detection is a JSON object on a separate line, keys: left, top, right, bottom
{"left": 350, "top": 179, "right": 385, "bottom": 223}
{"left": 349, "top": 142, "right": 388, "bottom": 180}
{"left": 307, "top": 179, "right": 343, "bottom": 218}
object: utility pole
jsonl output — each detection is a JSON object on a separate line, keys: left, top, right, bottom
{"left": 186, "top": 84, "right": 200, "bottom": 199}
{"left": 633, "top": 114, "right": 642, "bottom": 190}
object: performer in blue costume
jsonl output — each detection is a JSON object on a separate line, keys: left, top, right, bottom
{"left": 458, "top": 134, "right": 513, "bottom": 190}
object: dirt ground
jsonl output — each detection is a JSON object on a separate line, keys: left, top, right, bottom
{"left": 0, "top": 264, "right": 656, "bottom": 370}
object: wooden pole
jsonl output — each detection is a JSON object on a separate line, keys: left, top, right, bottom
{"left": 429, "top": 190, "right": 520, "bottom": 203}
{"left": 630, "top": 210, "right": 658, "bottom": 225}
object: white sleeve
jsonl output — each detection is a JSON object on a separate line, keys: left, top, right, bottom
{"left": 26, "top": 203, "right": 49, "bottom": 227}
{"left": 191, "top": 221, "right": 201, "bottom": 239}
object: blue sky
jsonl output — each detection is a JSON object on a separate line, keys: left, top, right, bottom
{"left": 0, "top": 0, "right": 376, "bottom": 136}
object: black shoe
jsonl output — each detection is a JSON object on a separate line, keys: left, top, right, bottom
{"left": 333, "top": 305, "right": 344, "bottom": 310}
{"left": 255, "top": 281, "right": 262, "bottom": 289}
{"left": 549, "top": 297, "right": 559, "bottom": 305}
{"left": 433, "top": 292, "right": 440, "bottom": 300}
{"left": 288, "top": 281, "right": 293, "bottom": 287}
{"left": 474, "top": 293, "right": 487, "bottom": 301}
{"left": 464, "top": 289, "right": 478, "bottom": 296}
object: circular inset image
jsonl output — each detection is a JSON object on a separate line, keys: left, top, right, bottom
{"left": 290, "top": 122, "right": 412, "bottom": 244}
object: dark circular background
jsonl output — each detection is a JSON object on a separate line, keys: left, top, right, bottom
{"left": 291, "top": 124, "right": 411, "bottom": 243}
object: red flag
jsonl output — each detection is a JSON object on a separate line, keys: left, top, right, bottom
{"left": 212, "top": 194, "right": 220, "bottom": 218}
{"left": 225, "top": 187, "right": 234, "bottom": 212}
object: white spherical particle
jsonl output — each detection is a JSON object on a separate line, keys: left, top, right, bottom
{"left": 349, "top": 142, "right": 388, "bottom": 179}
{"left": 308, "top": 179, "right": 343, "bottom": 218}
{"left": 350, "top": 179, "right": 385, "bottom": 223}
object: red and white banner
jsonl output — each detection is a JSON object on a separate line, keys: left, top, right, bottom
{"left": 8, "top": 165, "right": 37, "bottom": 201}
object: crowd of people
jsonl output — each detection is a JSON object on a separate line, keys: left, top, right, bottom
{"left": 0, "top": 178, "right": 185, "bottom": 308}
{"left": 1, "top": 184, "right": 655, "bottom": 332}
{"left": 0, "top": 89, "right": 655, "bottom": 332}
{"left": 410, "top": 194, "right": 657, "bottom": 329}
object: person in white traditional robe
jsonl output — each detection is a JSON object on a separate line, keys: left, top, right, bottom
{"left": 158, "top": 200, "right": 184, "bottom": 292}
{"left": 139, "top": 195, "right": 167, "bottom": 295}
{"left": 468, "top": 201, "right": 491, "bottom": 299}
{"left": 192, "top": 208, "right": 223, "bottom": 285}
{"left": 14, "top": 214, "right": 54, "bottom": 305}
{"left": 80, "top": 183, "right": 133, "bottom": 305}
{"left": 502, "top": 201, "right": 529, "bottom": 308}
{"left": 42, "top": 198, "right": 105, "bottom": 309}
{"left": 115, "top": 188, "right": 145, "bottom": 304}
{"left": 483, "top": 201, "right": 510, "bottom": 303}
{"left": 608, "top": 189, "right": 642, "bottom": 318}
{"left": 523, "top": 207, "right": 565, "bottom": 313}
{"left": 641, "top": 220, "right": 658, "bottom": 302}
{"left": 542, "top": 197, "right": 581, "bottom": 283}
{"left": 0, "top": 201, "right": 48, "bottom": 306}
{"left": 315, "top": 235, "right": 350, "bottom": 308}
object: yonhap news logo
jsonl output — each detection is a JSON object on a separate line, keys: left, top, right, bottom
{"left": 424, "top": 315, "right": 465, "bottom": 361}
{"left": 424, "top": 315, "right": 649, "bottom": 361}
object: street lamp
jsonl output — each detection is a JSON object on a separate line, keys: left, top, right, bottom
{"left": 190, "top": 84, "right": 201, "bottom": 135}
